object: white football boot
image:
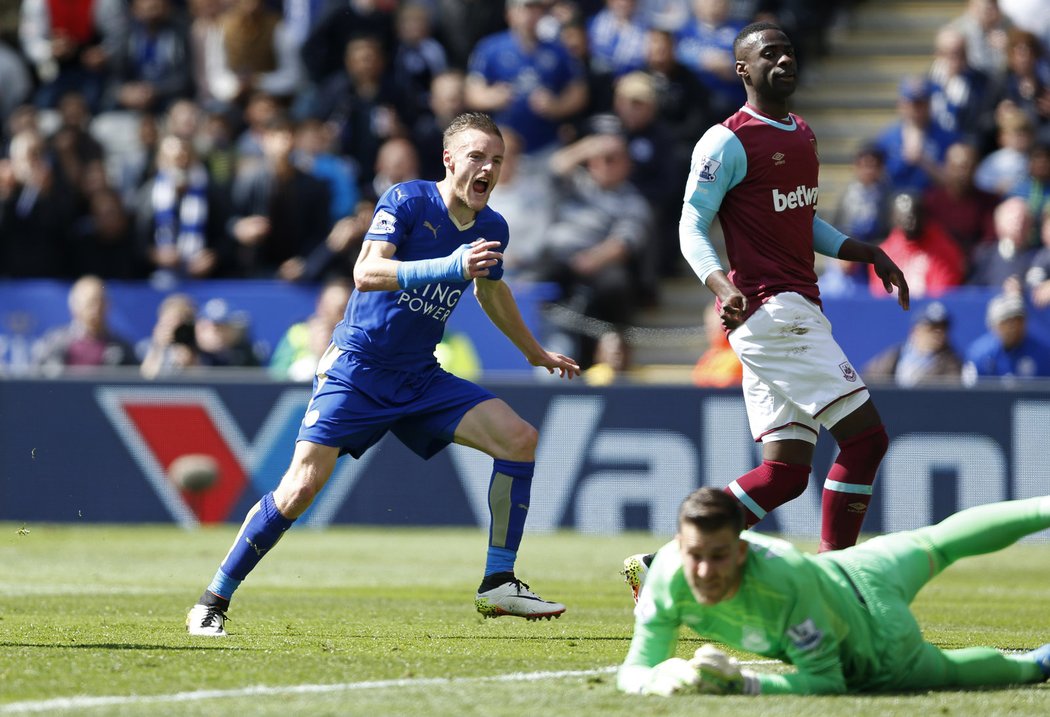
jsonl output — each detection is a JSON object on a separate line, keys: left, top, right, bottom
{"left": 186, "top": 603, "right": 229, "bottom": 636}
{"left": 475, "top": 577, "right": 566, "bottom": 620}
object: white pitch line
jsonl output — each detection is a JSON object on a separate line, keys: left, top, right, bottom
{"left": 0, "top": 661, "right": 779, "bottom": 714}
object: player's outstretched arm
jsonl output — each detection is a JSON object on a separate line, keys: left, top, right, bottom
{"left": 353, "top": 238, "right": 503, "bottom": 292}
{"left": 837, "top": 238, "right": 910, "bottom": 311}
{"left": 474, "top": 278, "right": 580, "bottom": 379}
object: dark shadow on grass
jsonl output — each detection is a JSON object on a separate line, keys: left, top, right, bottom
{"left": 0, "top": 642, "right": 256, "bottom": 651}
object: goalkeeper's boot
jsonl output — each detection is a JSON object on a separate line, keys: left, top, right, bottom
{"left": 186, "top": 603, "right": 229, "bottom": 636}
{"left": 621, "top": 553, "right": 654, "bottom": 604}
{"left": 1025, "top": 642, "right": 1050, "bottom": 680}
{"left": 475, "top": 573, "right": 565, "bottom": 620}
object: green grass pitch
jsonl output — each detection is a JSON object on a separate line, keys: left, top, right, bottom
{"left": 1, "top": 523, "right": 1047, "bottom": 716}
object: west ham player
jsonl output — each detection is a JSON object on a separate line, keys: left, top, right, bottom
{"left": 187, "top": 112, "right": 580, "bottom": 636}
{"left": 623, "top": 22, "right": 911, "bottom": 598}
{"left": 618, "top": 487, "right": 1050, "bottom": 696}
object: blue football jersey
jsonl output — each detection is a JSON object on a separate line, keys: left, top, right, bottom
{"left": 331, "top": 180, "right": 509, "bottom": 371}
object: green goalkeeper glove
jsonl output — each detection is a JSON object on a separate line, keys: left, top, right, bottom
{"left": 689, "top": 644, "right": 761, "bottom": 696}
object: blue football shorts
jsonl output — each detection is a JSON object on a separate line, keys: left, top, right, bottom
{"left": 297, "top": 345, "right": 496, "bottom": 459}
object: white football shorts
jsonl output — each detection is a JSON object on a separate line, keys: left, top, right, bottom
{"left": 728, "top": 291, "right": 869, "bottom": 444}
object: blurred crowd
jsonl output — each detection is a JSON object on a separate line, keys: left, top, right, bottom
{"left": 2, "top": 0, "right": 1050, "bottom": 383}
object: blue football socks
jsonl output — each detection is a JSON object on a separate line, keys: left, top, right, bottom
{"left": 484, "top": 459, "right": 534, "bottom": 576}
{"left": 206, "top": 492, "right": 294, "bottom": 602}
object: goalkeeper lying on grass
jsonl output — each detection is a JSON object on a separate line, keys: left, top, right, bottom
{"left": 618, "top": 487, "right": 1050, "bottom": 696}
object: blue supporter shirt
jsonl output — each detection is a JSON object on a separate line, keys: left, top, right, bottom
{"left": 963, "top": 331, "right": 1050, "bottom": 380}
{"left": 467, "top": 31, "right": 583, "bottom": 153}
{"left": 331, "top": 180, "right": 509, "bottom": 371}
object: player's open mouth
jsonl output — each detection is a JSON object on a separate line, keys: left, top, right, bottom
{"left": 472, "top": 178, "right": 490, "bottom": 195}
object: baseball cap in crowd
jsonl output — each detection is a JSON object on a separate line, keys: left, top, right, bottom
{"left": 898, "top": 76, "right": 934, "bottom": 102}
{"left": 986, "top": 293, "right": 1026, "bottom": 327}
{"left": 913, "top": 301, "right": 950, "bottom": 327}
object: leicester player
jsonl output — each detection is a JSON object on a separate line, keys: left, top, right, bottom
{"left": 187, "top": 112, "right": 580, "bottom": 636}
{"left": 618, "top": 487, "right": 1050, "bottom": 696}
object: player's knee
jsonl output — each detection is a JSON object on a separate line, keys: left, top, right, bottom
{"left": 276, "top": 464, "right": 327, "bottom": 515}
{"left": 838, "top": 424, "right": 889, "bottom": 465}
{"left": 505, "top": 421, "right": 538, "bottom": 461}
{"left": 774, "top": 461, "right": 811, "bottom": 501}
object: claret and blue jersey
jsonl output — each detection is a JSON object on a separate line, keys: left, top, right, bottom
{"left": 331, "top": 180, "right": 509, "bottom": 372}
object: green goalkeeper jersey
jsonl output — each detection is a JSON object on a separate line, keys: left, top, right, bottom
{"left": 620, "top": 531, "right": 916, "bottom": 695}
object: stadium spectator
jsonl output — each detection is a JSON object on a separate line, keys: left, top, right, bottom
{"left": 986, "top": 30, "right": 1050, "bottom": 140}
{"left": 674, "top": 0, "right": 747, "bottom": 121}
{"left": 0, "top": 128, "right": 76, "bottom": 278}
{"left": 307, "top": 34, "right": 411, "bottom": 193}
{"left": 466, "top": 0, "right": 588, "bottom": 156}
{"left": 589, "top": 72, "right": 678, "bottom": 288}
{"left": 32, "top": 275, "right": 137, "bottom": 374}
{"left": 70, "top": 187, "right": 146, "bottom": 280}
{"left": 617, "top": 486, "right": 1050, "bottom": 696}
{"left": 391, "top": 1, "right": 449, "bottom": 125}
{"left": 588, "top": 0, "right": 649, "bottom": 78}
{"left": 187, "top": 0, "right": 236, "bottom": 111}
{"left": 17, "top": 0, "right": 127, "bottom": 112}
{"left": 640, "top": 27, "right": 714, "bottom": 159}
{"left": 108, "top": 111, "right": 161, "bottom": 208}
{"left": 1011, "top": 141, "right": 1050, "bottom": 242}
{"left": 233, "top": 90, "right": 281, "bottom": 173}
{"left": 833, "top": 143, "right": 892, "bottom": 245}
{"left": 0, "top": 40, "right": 32, "bottom": 123}
{"left": 369, "top": 137, "right": 421, "bottom": 202}
{"left": 922, "top": 142, "right": 999, "bottom": 260}
{"left": 946, "top": 0, "right": 1014, "bottom": 76}
{"left": 873, "top": 76, "right": 959, "bottom": 193}
{"left": 139, "top": 292, "right": 200, "bottom": 378}
{"left": 429, "top": 0, "right": 506, "bottom": 72}
{"left": 962, "top": 290, "right": 1050, "bottom": 383}
{"left": 215, "top": 0, "right": 303, "bottom": 105}
{"left": 583, "top": 328, "right": 633, "bottom": 385}
{"left": 228, "top": 117, "right": 332, "bottom": 280}
{"left": 297, "top": 197, "right": 377, "bottom": 284}
{"left": 47, "top": 91, "right": 107, "bottom": 210}
{"left": 927, "top": 25, "right": 995, "bottom": 148}
{"left": 869, "top": 191, "right": 965, "bottom": 298}
{"left": 299, "top": 0, "right": 395, "bottom": 87}
{"left": 1025, "top": 203, "right": 1050, "bottom": 305}
{"left": 194, "top": 297, "right": 261, "bottom": 367}
{"left": 862, "top": 300, "right": 963, "bottom": 387}
{"left": 186, "top": 113, "right": 580, "bottom": 637}
{"left": 487, "top": 126, "right": 557, "bottom": 276}
{"left": 558, "top": 15, "right": 616, "bottom": 138}
{"left": 691, "top": 301, "right": 742, "bottom": 388}
{"left": 268, "top": 277, "right": 353, "bottom": 381}
{"left": 531, "top": 131, "right": 652, "bottom": 366}
{"left": 293, "top": 117, "right": 360, "bottom": 225}
{"left": 107, "top": 0, "right": 193, "bottom": 115}
{"left": 134, "top": 134, "right": 228, "bottom": 281}
{"left": 974, "top": 103, "right": 1037, "bottom": 196}
{"left": 969, "top": 195, "right": 1038, "bottom": 286}
{"left": 412, "top": 69, "right": 468, "bottom": 181}
{"left": 676, "top": 23, "right": 908, "bottom": 553}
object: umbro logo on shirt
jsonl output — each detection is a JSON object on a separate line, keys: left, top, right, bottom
{"left": 772, "top": 152, "right": 785, "bottom": 165}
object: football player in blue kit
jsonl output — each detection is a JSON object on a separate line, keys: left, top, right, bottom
{"left": 187, "top": 112, "right": 581, "bottom": 636}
